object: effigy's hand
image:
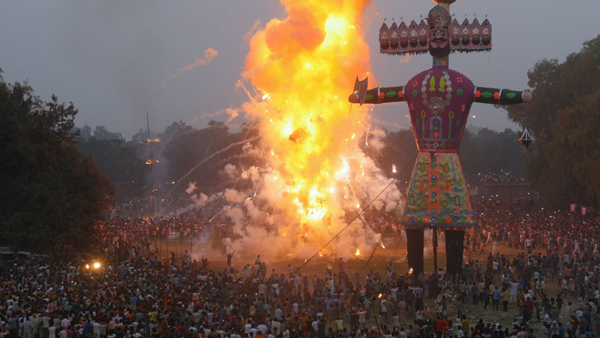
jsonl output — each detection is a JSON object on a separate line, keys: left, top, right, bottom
{"left": 522, "top": 91, "right": 532, "bottom": 103}
{"left": 348, "top": 93, "right": 360, "bottom": 104}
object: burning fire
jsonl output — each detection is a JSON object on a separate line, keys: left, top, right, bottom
{"left": 242, "top": 0, "right": 374, "bottom": 245}
{"left": 139, "top": 138, "right": 161, "bottom": 144}
{"left": 200, "top": 0, "right": 407, "bottom": 259}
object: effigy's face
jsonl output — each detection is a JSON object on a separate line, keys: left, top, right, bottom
{"left": 482, "top": 28, "right": 491, "bottom": 46}
{"left": 429, "top": 25, "right": 450, "bottom": 58}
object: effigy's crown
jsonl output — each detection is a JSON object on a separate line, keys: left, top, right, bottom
{"left": 427, "top": 5, "right": 452, "bottom": 27}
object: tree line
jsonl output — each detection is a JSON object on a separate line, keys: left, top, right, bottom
{"left": 74, "top": 121, "right": 527, "bottom": 205}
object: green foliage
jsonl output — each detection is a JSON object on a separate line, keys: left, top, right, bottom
{"left": 375, "top": 129, "right": 419, "bottom": 186}
{"left": 76, "top": 138, "right": 146, "bottom": 197}
{"left": 78, "top": 125, "right": 92, "bottom": 140}
{"left": 71, "top": 119, "right": 261, "bottom": 200}
{"left": 164, "top": 121, "right": 260, "bottom": 195}
{"left": 505, "top": 34, "right": 600, "bottom": 207}
{"left": 0, "top": 73, "right": 114, "bottom": 252}
{"left": 459, "top": 128, "right": 525, "bottom": 178}
{"left": 92, "top": 126, "right": 123, "bottom": 140}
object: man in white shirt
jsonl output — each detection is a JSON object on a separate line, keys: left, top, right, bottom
{"left": 380, "top": 299, "right": 388, "bottom": 322}
{"left": 509, "top": 281, "right": 519, "bottom": 303}
{"left": 274, "top": 308, "right": 283, "bottom": 321}
{"left": 257, "top": 323, "right": 267, "bottom": 335}
{"left": 311, "top": 319, "right": 319, "bottom": 332}
{"left": 390, "top": 286, "right": 399, "bottom": 303}
{"left": 132, "top": 329, "right": 143, "bottom": 338}
{"left": 271, "top": 320, "right": 281, "bottom": 335}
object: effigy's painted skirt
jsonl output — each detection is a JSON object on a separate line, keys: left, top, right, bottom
{"left": 402, "top": 152, "right": 475, "bottom": 228}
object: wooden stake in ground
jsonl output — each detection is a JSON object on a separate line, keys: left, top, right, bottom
{"left": 433, "top": 228, "right": 438, "bottom": 296}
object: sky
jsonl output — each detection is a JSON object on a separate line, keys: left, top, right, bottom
{"left": 1, "top": 0, "right": 599, "bottom": 140}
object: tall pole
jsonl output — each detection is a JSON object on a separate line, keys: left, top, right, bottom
{"left": 432, "top": 0, "right": 451, "bottom": 297}
{"left": 432, "top": 228, "right": 438, "bottom": 296}
{"left": 180, "top": 232, "right": 183, "bottom": 266}
{"left": 147, "top": 111, "right": 155, "bottom": 215}
{"left": 146, "top": 111, "right": 151, "bottom": 143}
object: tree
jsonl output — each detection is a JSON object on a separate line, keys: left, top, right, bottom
{"left": 76, "top": 124, "right": 92, "bottom": 140}
{"left": 76, "top": 138, "right": 146, "bottom": 197}
{"left": 377, "top": 128, "right": 419, "bottom": 183}
{"left": 92, "top": 125, "right": 123, "bottom": 140}
{"left": 163, "top": 120, "right": 261, "bottom": 195}
{"left": 0, "top": 72, "right": 114, "bottom": 252}
{"left": 459, "top": 128, "right": 525, "bottom": 180}
{"left": 505, "top": 34, "right": 600, "bottom": 207}
{"left": 161, "top": 121, "right": 193, "bottom": 142}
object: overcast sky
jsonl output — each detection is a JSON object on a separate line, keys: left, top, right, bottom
{"left": 1, "top": 1, "right": 599, "bottom": 139}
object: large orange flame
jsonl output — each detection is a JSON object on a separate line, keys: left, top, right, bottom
{"left": 243, "top": 0, "right": 373, "bottom": 228}
{"left": 226, "top": 0, "right": 401, "bottom": 258}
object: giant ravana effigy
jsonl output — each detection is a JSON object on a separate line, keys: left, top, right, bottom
{"left": 349, "top": 0, "right": 532, "bottom": 275}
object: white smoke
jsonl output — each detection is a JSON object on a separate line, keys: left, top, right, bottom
{"left": 224, "top": 189, "right": 246, "bottom": 204}
{"left": 186, "top": 182, "right": 197, "bottom": 194}
{"left": 181, "top": 134, "right": 402, "bottom": 263}
{"left": 191, "top": 193, "right": 208, "bottom": 207}
{"left": 368, "top": 129, "right": 387, "bottom": 153}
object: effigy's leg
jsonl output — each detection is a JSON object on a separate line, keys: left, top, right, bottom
{"left": 445, "top": 229, "right": 465, "bottom": 276}
{"left": 406, "top": 228, "right": 424, "bottom": 275}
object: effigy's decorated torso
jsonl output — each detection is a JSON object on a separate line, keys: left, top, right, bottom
{"left": 405, "top": 67, "right": 474, "bottom": 152}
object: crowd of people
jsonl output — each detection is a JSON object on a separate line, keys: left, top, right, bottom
{"left": 477, "top": 173, "right": 526, "bottom": 185}
{"left": 111, "top": 197, "right": 192, "bottom": 218}
{"left": 2, "top": 199, "right": 600, "bottom": 338}
{"left": 104, "top": 203, "right": 401, "bottom": 251}
{"left": 453, "top": 199, "right": 600, "bottom": 338}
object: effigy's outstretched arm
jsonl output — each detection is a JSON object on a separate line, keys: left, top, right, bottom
{"left": 474, "top": 87, "right": 532, "bottom": 105}
{"left": 348, "top": 86, "right": 405, "bottom": 105}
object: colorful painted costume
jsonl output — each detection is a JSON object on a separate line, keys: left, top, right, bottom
{"left": 349, "top": 1, "right": 530, "bottom": 274}
{"left": 361, "top": 67, "right": 526, "bottom": 229}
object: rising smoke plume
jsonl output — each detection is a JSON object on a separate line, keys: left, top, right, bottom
{"left": 162, "top": 48, "right": 219, "bottom": 87}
